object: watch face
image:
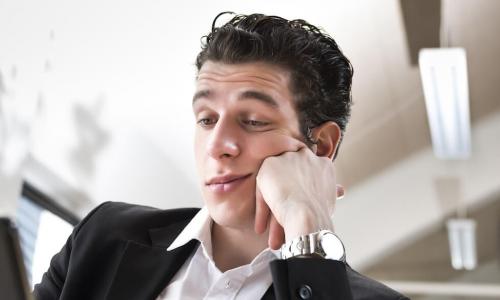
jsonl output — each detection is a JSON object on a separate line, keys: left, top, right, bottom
{"left": 320, "top": 232, "right": 345, "bottom": 260}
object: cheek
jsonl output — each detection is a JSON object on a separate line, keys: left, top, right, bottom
{"left": 194, "top": 131, "right": 206, "bottom": 170}
{"left": 245, "top": 131, "right": 300, "bottom": 161}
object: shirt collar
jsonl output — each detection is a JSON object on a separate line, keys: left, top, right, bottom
{"left": 167, "top": 206, "right": 213, "bottom": 255}
{"left": 166, "top": 206, "right": 281, "bottom": 260}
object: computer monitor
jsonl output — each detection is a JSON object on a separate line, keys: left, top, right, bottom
{"left": 0, "top": 217, "right": 33, "bottom": 300}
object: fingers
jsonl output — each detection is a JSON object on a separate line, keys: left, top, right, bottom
{"left": 254, "top": 185, "right": 270, "bottom": 234}
{"left": 255, "top": 185, "right": 285, "bottom": 250}
{"left": 261, "top": 131, "right": 309, "bottom": 157}
{"left": 255, "top": 185, "right": 284, "bottom": 250}
{"left": 268, "top": 214, "right": 285, "bottom": 250}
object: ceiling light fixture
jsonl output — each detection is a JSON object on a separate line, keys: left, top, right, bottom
{"left": 418, "top": 48, "right": 471, "bottom": 160}
{"left": 446, "top": 218, "right": 477, "bottom": 270}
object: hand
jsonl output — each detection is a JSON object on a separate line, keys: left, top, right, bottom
{"left": 254, "top": 144, "right": 343, "bottom": 250}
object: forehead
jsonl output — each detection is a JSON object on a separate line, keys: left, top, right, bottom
{"left": 196, "top": 61, "right": 292, "bottom": 93}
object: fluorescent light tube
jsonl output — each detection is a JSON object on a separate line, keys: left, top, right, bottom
{"left": 419, "top": 48, "right": 471, "bottom": 159}
{"left": 446, "top": 218, "right": 477, "bottom": 270}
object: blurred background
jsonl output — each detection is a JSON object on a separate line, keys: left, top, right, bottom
{"left": 1, "top": 0, "right": 499, "bottom": 298}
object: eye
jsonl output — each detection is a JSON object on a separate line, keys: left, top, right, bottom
{"left": 242, "top": 119, "right": 270, "bottom": 128}
{"left": 197, "top": 117, "right": 217, "bottom": 127}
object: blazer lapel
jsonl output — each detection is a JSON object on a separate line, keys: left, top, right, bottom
{"left": 106, "top": 219, "right": 200, "bottom": 300}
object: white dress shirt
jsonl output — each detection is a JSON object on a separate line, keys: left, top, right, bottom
{"left": 156, "top": 207, "right": 280, "bottom": 300}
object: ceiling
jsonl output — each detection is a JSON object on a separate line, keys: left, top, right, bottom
{"left": 333, "top": 2, "right": 500, "bottom": 296}
{"left": 364, "top": 191, "right": 500, "bottom": 283}
{"left": 335, "top": 0, "right": 500, "bottom": 188}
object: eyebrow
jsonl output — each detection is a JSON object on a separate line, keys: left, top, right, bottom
{"left": 192, "top": 89, "right": 279, "bottom": 109}
{"left": 239, "top": 90, "right": 279, "bottom": 108}
{"left": 192, "top": 90, "right": 211, "bottom": 104}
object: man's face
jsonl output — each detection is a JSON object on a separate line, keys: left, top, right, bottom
{"left": 193, "top": 61, "right": 304, "bottom": 230}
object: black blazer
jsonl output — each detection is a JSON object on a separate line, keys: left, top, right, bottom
{"left": 33, "top": 202, "right": 408, "bottom": 300}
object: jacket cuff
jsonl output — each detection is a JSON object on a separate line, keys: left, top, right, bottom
{"left": 270, "top": 258, "right": 353, "bottom": 300}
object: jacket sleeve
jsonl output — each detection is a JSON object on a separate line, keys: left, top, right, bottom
{"left": 270, "top": 258, "right": 353, "bottom": 300}
{"left": 32, "top": 202, "right": 110, "bottom": 300}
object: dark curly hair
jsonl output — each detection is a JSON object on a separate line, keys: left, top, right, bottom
{"left": 196, "top": 12, "right": 353, "bottom": 157}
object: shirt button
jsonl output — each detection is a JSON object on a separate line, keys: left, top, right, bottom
{"left": 297, "top": 284, "right": 313, "bottom": 299}
{"left": 225, "top": 280, "right": 231, "bottom": 289}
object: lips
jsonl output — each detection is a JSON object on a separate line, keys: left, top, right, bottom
{"left": 206, "top": 173, "right": 252, "bottom": 193}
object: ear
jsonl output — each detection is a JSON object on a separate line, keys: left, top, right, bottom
{"left": 310, "top": 121, "right": 341, "bottom": 159}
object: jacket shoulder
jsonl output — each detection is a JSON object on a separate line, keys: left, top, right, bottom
{"left": 347, "top": 266, "right": 409, "bottom": 300}
{"left": 73, "top": 201, "right": 200, "bottom": 245}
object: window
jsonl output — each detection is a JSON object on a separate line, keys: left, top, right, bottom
{"left": 15, "top": 182, "right": 79, "bottom": 288}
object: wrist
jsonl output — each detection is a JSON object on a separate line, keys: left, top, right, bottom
{"left": 283, "top": 204, "right": 334, "bottom": 243}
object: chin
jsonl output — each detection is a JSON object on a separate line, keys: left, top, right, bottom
{"left": 203, "top": 191, "right": 256, "bottom": 230}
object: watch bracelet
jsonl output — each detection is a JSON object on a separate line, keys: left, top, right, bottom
{"left": 281, "top": 231, "right": 327, "bottom": 259}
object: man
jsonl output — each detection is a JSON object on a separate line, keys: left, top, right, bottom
{"left": 34, "top": 13, "right": 408, "bottom": 300}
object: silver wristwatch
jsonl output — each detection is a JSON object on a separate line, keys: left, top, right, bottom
{"left": 280, "top": 230, "right": 346, "bottom": 262}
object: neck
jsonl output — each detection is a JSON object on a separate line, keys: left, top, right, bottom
{"left": 211, "top": 221, "right": 269, "bottom": 272}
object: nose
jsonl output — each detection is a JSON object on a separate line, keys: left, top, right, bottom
{"left": 206, "top": 118, "right": 240, "bottom": 159}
